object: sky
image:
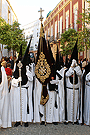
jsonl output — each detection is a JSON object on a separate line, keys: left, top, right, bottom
{"left": 9, "top": 0, "right": 60, "bottom": 26}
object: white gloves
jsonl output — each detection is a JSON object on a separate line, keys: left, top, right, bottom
{"left": 50, "top": 80, "right": 59, "bottom": 84}
{"left": 18, "top": 77, "right": 22, "bottom": 82}
{"left": 71, "top": 59, "right": 77, "bottom": 67}
{"left": 26, "top": 66, "right": 29, "bottom": 71}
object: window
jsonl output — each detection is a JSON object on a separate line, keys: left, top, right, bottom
{"left": 48, "top": 29, "right": 50, "bottom": 36}
{"left": 51, "top": 25, "right": 53, "bottom": 37}
{"left": 58, "top": 20, "right": 60, "bottom": 33}
{"left": 8, "top": 8, "right": 11, "bottom": 24}
{"left": 74, "top": 2, "right": 78, "bottom": 31}
{"left": 55, "top": 21, "right": 57, "bottom": 40}
{"left": 66, "top": 10, "right": 69, "bottom": 31}
{"left": 66, "top": 14, "right": 69, "bottom": 30}
{"left": 60, "top": 16, "right": 62, "bottom": 36}
{"left": 80, "top": 52, "right": 83, "bottom": 56}
{"left": 74, "top": 7, "right": 77, "bottom": 31}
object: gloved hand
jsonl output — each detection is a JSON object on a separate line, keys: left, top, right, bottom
{"left": 75, "top": 61, "right": 78, "bottom": 66}
{"left": 18, "top": 77, "right": 22, "bottom": 82}
{"left": 71, "top": 59, "right": 76, "bottom": 67}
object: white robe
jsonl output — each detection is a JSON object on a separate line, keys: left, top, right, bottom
{"left": 0, "top": 66, "right": 11, "bottom": 128}
{"left": 46, "top": 90, "right": 59, "bottom": 123}
{"left": 56, "top": 67, "right": 67, "bottom": 122}
{"left": 65, "top": 65, "right": 82, "bottom": 123}
{"left": 46, "top": 82, "right": 59, "bottom": 123}
{"left": 11, "top": 64, "right": 34, "bottom": 123}
{"left": 84, "top": 72, "right": 90, "bottom": 125}
{"left": 33, "top": 78, "right": 45, "bottom": 123}
{"left": 11, "top": 79, "right": 28, "bottom": 123}
{"left": 25, "top": 63, "right": 34, "bottom": 122}
{"left": 48, "top": 67, "right": 67, "bottom": 123}
{"left": 11, "top": 78, "right": 21, "bottom": 122}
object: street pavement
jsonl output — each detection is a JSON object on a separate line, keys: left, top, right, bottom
{"left": 0, "top": 123, "right": 90, "bottom": 135}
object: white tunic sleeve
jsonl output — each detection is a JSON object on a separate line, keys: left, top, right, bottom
{"left": 0, "top": 66, "right": 7, "bottom": 93}
{"left": 26, "top": 66, "right": 33, "bottom": 81}
{"left": 65, "top": 67, "right": 74, "bottom": 77}
{"left": 66, "top": 65, "right": 82, "bottom": 77}
{"left": 11, "top": 78, "right": 19, "bottom": 87}
{"left": 0, "top": 82, "right": 3, "bottom": 91}
{"left": 50, "top": 80, "right": 59, "bottom": 84}
{"left": 74, "top": 65, "right": 82, "bottom": 76}
{"left": 86, "top": 72, "right": 90, "bottom": 81}
{"left": 0, "top": 81, "right": 4, "bottom": 99}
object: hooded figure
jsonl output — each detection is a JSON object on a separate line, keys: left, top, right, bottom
{"left": 83, "top": 62, "right": 90, "bottom": 125}
{"left": 0, "top": 61, "right": 12, "bottom": 128}
{"left": 34, "top": 24, "right": 52, "bottom": 125}
{"left": 45, "top": 43, "right": 60, "bottom": 124}
{"left": 65, "top": 55, "right": 70, "bottom": 69}
{"left": 50, "top": 46, "right": 67, "bottom": 123}
{"left": 11, "top": 37, "right": 33, "bottom": 127}
{"left": 64, "top": 39, "right": 82, "bottom": 124}
{"left": 10, "top": 44, "right": 23, "bottom": 126}
{"left": 60, "top": 54, "right": 64, "bottom": 69}
{"left": 55, "top": 45, "right": 63, "bottom": 71}
{"left": 69, "top": 39, "right": 78, "bottom": 66}
{"left": 13, "top": 44, "right": 22, "bottom": 79}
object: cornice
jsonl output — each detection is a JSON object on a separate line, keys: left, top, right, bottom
{"left": 44, "top": 0, "right": 71, "bottom": 27}
{"left": 6, "top": 0, "right": 18, "bottom": 21}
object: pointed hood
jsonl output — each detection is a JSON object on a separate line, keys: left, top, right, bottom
{"left": 47, "top": 40, "right": 56, "bottom": 78}
{"left": 69, "top": 39, "right": 78, "bottom": 66}
{"left": 13, "top": 37, "right": 32, "bottom": 85}
{"left": 21, "top": 37, "right": 32, "bottom": 85}
{"left": 60, "top": 54, "right": 64, "bottom": 68}
{"left": 56, "top": 45, "right": 61, "bottom": 71}
{"left": 48, "top": 40, "right": 55, "bottom": 64}
{"left": 21, "top": 37, "right": 32, "bottom": 66}
{"left": 65, "top": 55, "right": 69, "bottom": 68}
{"left": 18, "top": 44, "right": 22, "bottom": 60}
{"left": 84, "top": 63, "right": 90, "bottom": 75}
{"left": 13, "top": 44, "right": 23, "bottom": 79}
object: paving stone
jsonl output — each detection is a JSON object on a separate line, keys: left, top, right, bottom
{"left": 0, "top": 123, "right": 90, "bottom": 135}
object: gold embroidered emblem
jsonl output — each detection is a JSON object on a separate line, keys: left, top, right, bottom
{"left": 40, "top": 94, "right": 49, "bottom": 105}
{"left": 35, "top": 52, "right": 51, "bottom": 83}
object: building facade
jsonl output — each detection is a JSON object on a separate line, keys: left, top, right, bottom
{"left": 21, "top": 19, "right": 41, "bottom": 58}
{"left": 0, "top": 0, "right": 18, "bottom": 60}
{"left": 44, "top": 0, "right": 90, "bottom": 61}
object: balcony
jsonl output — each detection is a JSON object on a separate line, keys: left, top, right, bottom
{"left": 54, "top": 36, "right": 57, "bottom": 43}
{"left": 48, "top": 35, "right": 60, "bottom": 44}
{"left": 49, "top": 35, "right": 54, "bottom": 44}
{"left": 57, "top": 32, "right": 61, "bottom": 41}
